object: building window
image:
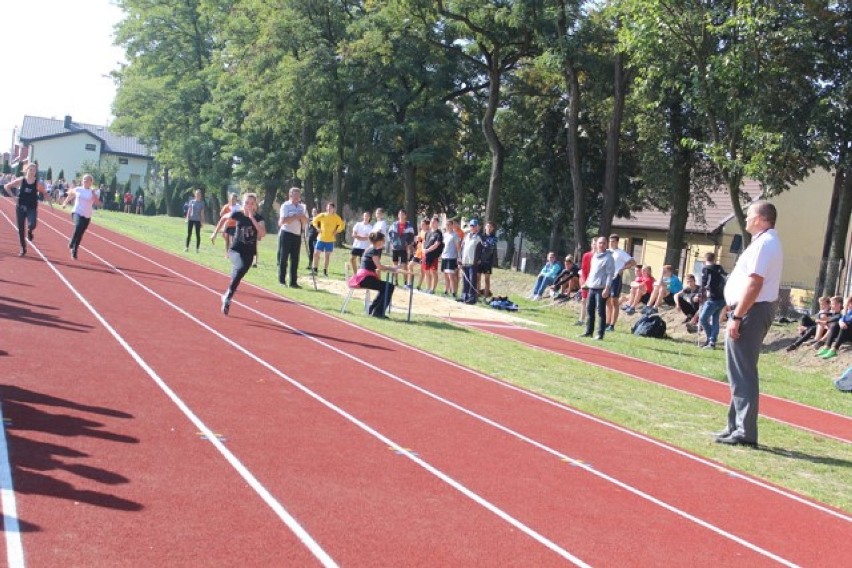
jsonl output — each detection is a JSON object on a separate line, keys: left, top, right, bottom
{"left": 730, "top": 234, "right": 743, "bottom": 254}
{"left": 85, "top": 143, "right": 96, "bottom": 151}
{"left": 119, "top": 158, "right": 128, "bottom": 165}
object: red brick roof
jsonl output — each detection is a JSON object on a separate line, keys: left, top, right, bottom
{"left": 613, "top": 179, "right": 764, "bottom": 234}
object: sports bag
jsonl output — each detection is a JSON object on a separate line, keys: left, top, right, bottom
{"left": 631, "top": 314, "right": 666, "bottom": 338}
{"left": 835, "top": 367, "right": 852, "bottom": 392}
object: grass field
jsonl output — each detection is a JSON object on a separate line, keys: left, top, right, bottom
{"left": 89, "top": 211, "right": 852, "bottom": 512}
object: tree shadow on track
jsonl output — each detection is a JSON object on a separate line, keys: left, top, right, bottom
{"left": 1, "top": 386, "right": 143, "bottom": 521}
{"left": 0, "top": 297, "right": 93, "bottom": 333}
{"left": 757, "top": 445, "right": 852, "bottom": 469}
{"left": 244, "top": 319, "right": 394, "bottom": 351}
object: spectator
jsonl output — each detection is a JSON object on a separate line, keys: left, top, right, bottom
{"left": 421, "top": 216, "right": 443, "bottom": 294}
{"left": 787, "top": 296, "right": 830, "bottom": 351}
{"left": 305, "top": 207, "right": 319, "bottom": 269}
{"left": 622, "top": 265, "right": 654, "bottom": 315}
{"left": 408, "top": 218, "right": 430, "bottom": 290}
{"left": 388, "top": 209, "right": 416, "bottom": 285}
{"left": 372, "top": 208, "right": 388, "bottom": 251}
{"left": 675, "top": 274, "right": 701, "bottom": 322}
{"left": 123, "top": 190, "right": 133, "bottom": 213}
{"left": 643, "top": 264, "right": 683, "bottom": 314}
{"left": 818, "top": 296, "right": 852, "bottom": 359}
{"left": 350, "top": 210, "right": 373, "bottom": 276}
{"left": 577, "top": 246, "right": 595, "bottom": 326}
{"left": 277, "top": 187, "right": 308, "bottom": 288}
{"left": 135, "top": 192, "right": 145, "bottom": 214}
{"left": 529, "top": 252, "right": 562, "bottom": 301}
{"left": 698, "top": 252, "right": 728, "bottom": 349}
{"left": 310, "top": 202, "right": 345, "bottom": 277}
{"left": 458, "top": 219, "right": 483, "bottom": 304}
{"left": 441, "top": 218, "right": 461, "bottom": 297}
{"left": 605, "top": 234, "right": 637, "bottom": 332}
{"left": 219, "top": 193, "right": 240, "bottom": 258}
{"left": 349, "top": 231, "right": 410, "bottom": 319}
{"left": 185, "top": 189, "right": 206, "bottom": 253}
{"left": 580, "top": 236, "right": 615, "bottom": 340}
{"left": 551, "top": 255, "right": 581, "bottom": 300}
{"left": 480, "top": 222, "right": 499, "bottom": 298}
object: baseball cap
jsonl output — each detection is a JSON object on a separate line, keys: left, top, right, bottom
{"left": 469, "top": 218, "right": 480, "bottom": 226}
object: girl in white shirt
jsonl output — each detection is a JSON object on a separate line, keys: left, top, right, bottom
{"left": 62, "top": 174, "right": 101, "bottom": 259}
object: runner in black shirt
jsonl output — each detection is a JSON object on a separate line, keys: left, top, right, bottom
{"left": 211, "top": 193, "right": 266, "bottom": 315}
{"left": 4, "top": 163, "right": 50, "bottom": 256}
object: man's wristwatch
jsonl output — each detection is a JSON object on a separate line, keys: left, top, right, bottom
{"left": 728, "top": 311, "right": 743, "bottom": 321}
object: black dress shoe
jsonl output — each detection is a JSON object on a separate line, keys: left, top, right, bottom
{"left": 289, "top": 283, "right": 301, "bottom": 289}
{"left": 578, "top": 333, "right": 592, "bottom": 338}
{"left": 715, "top": 434, "right": 757, "bottom": 448}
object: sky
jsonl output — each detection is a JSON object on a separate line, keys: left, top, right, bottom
{"left": 2, "top": 0, "right": 125, "bottom": 152}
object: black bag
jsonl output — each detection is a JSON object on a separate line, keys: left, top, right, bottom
{"left": 632, "top": 314, "right": 666, "bottom": 338}
{"left": 835, "top": 367, "right": 852, "bottom": 392}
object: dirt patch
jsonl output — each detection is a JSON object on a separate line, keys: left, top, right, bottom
{"left": 314, "top": 277, "right": 539, "bottom": 325}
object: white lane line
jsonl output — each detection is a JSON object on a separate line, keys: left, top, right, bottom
{"left": 70, "top": 225, "right": 814, "bottom": 566}
{"left": 34, "top": 220, "right": 591, "bottom": 566}
{"left": 463, "top": 322, "right": 852, "bottom": 445}
{"left": 0, "top": 404, "right": 25, "bottom": 568}
{"left": 0, "top": 210, "right": 338, "bottom": 568}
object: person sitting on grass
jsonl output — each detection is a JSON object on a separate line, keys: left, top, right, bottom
{"left": 348, "top": 231, "right": 410, "bottom": 319}
{"left": 787, "top": 296, "right": 830, "bottom": 351}
{"left": 812, "top": 295, "right": 843, "bottom": 350}
{"left": 675, "top": 273, "right": 701, "bottom": 323}
{"left": 622, "top": 265, "right": 654, "bottom": 315}
{"left": 643, "top": 264, "right": 683, "bottom": 314}
{"left": 529, "top": 251, "right": 562, "bottom": 301}
{"left": 550, "top": 255, "right": 581, "bottom": 300}
{"left": 817, "top": 296, "right": 852, "bottom": 359}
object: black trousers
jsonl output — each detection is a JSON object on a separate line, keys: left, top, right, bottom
{"left": 69, "top": 214, "right": 92, "bottom": 252}
{"left": 359, "top": 275, "right": 395, "bottom": 316}
{"left": 277, "top": 231, "right": 301, "bottom": 285}
{"left": 226, "top": 250, "right": 254, "bottom": 300}
{"left": 16, "top": 204, "right": 38, "bottom": 248}
{"left": 186, "top": 220, "right": 201, "bottom": 249}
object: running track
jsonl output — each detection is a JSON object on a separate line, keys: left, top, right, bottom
{"left": 449, "top": 319, "right": 852, "bottom": 445}
{"left": 1, "top": 198, "right": 850, "bottom": 566}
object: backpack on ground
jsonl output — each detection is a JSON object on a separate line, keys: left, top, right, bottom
{"left": 835, "top": 367, "right": 852, "bottom": 392}
{"left": 631, "top": 314, "right": 666, "bottom": 338}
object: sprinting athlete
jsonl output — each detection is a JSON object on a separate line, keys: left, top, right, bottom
{"left": 4, "top": 163, "right": 50, "bottom": 256}
{"left": 62, "top": 174, "right": 101, "bottom": 259}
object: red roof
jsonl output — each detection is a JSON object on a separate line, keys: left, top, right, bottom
{"left": 613, "top": 179, "right": 764, "bottom": 234}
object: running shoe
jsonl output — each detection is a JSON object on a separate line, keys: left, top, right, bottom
{"left": 221, "top": 292, "right": 230, "bottom": 315}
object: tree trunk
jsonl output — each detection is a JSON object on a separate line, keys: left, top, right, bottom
{"left": 725, "top": 171, "right": 749, "bottom": 248}
{"left": 824, "top": 167, "right": 852, "bottom": 297}
{"left": 664, "top": 100, "right": 691, "bottom": 271}
{"left": 163, "top": 167, "right": 174, "bottom": 217}
{"left": 814, "top": 167, "right": 845, "bottom": 306}
{"left": 261, "top": 181, "right": 277, "bottom": 233}
{"left": 483, "top": 65, "right": 504, "bottom": 225}
{"left": 599, "top": 44, "right": 628, "bottom": 237}
{"left": 548, "top": 214, "right": 564, "bottom": 253}
{"left": 404, "top": 159, "right": 416, "bottom": 220}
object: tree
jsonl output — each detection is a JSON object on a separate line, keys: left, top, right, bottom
{"left": 46, "top": 166, "right": 53, "bottom": 181}
{"left": 57, "top": 169, "right": 64, "bottom": 181}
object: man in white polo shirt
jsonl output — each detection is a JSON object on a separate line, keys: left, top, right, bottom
{"left": 277, "top": 187, "right": 308, "bottom": 288}
{"left": 606, "top": 234, "right": 636, "bottom": 332}
{"left": 716, "top": 200, "right": 783, "bottom": 447}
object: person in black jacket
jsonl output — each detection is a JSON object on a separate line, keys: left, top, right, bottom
{"left": 698, "top": 252, "right": 727, "bottom": 349}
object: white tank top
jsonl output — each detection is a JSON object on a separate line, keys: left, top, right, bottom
{"left": 72, "top": 188, "right": 96, "bottom": 218}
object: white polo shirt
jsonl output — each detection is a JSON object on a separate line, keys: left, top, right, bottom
{"left": 278, "top": 200, "right": 307, "bottom": 235}
{"left": 724, "top": 228, "right": 783, "bottom": 306}
{"left": 609, "top": 247, "right": 633, "bottom": 272}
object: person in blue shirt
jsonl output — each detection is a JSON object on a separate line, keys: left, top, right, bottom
{"left": 529, "top": 251, "right": 563, "bottom": 300}
{"left": 643, "top": 264, "right": 683, "bottom": 314}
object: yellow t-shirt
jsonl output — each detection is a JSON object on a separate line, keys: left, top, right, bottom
{"left": 312, "top": 212, "right": 344, "bottom": 242}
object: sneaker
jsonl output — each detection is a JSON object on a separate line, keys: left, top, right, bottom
{"left": 813, "top": 341, "right": 825, "bottom": 350}
{"left": 644, "top": 306, "right": 658, "bottom": 315}
{"left": 72, "top": 248, "right": 78, "bottom": 260}
{"left": 18, "top": 248, "right": 26, "bottom": 257}
{"left": 221, "top": 292, "right": 231, "bottom": 315}
{"left": 323, "top": 270, "right": 328, "bottom": 277}
{"left": 702, "top": 343, "right": 715, "bottom": 350}
{"left": 289, "top": 283, "right": 301, "bottom": 289}
{"left": 184, "top": 247, "right": 189, "bottom": 252}
{"left": 817, "top": 347, "right": 830, "bottom": 356}
{"left": 821, "top": 349, "right": 837, "bottom": 359}
{"left": 605, "top": 324, "right": 615, "bottom": 332}
{"left": 574, "top": 320, "right": 585, "bottom": 326}
{"left": 625, "top": 306, "right": 635, "bottom": 315}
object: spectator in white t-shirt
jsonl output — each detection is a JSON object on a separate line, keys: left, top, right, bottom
{"left": 441, "top": 218, "right": 461, "bottom": 297}
{"left": 350, "top": 211, "right": 373, "bottom": 275}
{"left": 605, "top": 234, "right": 636, "bottom": 331}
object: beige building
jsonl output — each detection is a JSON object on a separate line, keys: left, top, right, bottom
{"left": 16, "top": 115, "right": 152, "bottom": 191}
{"left": 612, "top": 169, "right": 848, "bottom": 311}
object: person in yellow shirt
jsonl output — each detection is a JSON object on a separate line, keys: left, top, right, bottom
{"left": 311, "top": 202, "right": 345, "bottom": 276}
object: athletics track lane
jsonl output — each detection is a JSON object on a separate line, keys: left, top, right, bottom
{"left": 448, "top": 318, "right": 852, "bottom": 445}
{"left": 0, "top": 209, "right": 321, "bottom": 566}
{"left": 4, "top": 199, "right": 852, "bottom": 565}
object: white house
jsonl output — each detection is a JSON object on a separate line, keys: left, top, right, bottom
{"left": 16, "top": 115, "right": 152, "bottom": 190}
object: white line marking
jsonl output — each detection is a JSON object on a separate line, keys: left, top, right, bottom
{"left": 64, "top": 223, "right": 820, "bottom": 565}
{"left": 0, "top": 404, "right": 25, "bottom": 568}
{"left": 39, "top": 222, "right": 589, "bottom": 566}
{"left": 0, "top": 208, "right": 338, "bottom": 568}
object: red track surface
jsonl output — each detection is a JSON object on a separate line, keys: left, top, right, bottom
{"left": 2, "top": 197, "right": 851, "bottom": 566}
{"left": 449, "top": 318, "right": 852, "bottom": 445}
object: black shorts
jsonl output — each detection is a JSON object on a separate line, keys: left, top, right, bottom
{"left": 480, "top": 262, "right": 493, "bottom": 275}
{"left": 441, "top": 258, "right": 458, "bottom": 272}
{"left": 392, "top": 249, "right": 409, "bottom": 263}
{"left": 351, "top": 247, "right": 365, "bottom": 257}
{"left": 663, "top": 293, "right": 676, "bottom": 306}
{"left": 224, "top": 226, "right": 236, "bottom": 237}
{"left": 610, "top": 275, "right": 624, "bottom": 297}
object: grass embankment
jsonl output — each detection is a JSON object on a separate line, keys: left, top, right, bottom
{"left": 91, "top": 211, "right": 852, "bottom": 513}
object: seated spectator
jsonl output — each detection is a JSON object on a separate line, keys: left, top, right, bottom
{"left": 675, "top": 274, "right": 701, "bottom": 322}
{"left": 621, "top": 266, "right": 654, "bottom": 315}
{"left": 529, "top": 251, "right": 562, "bottom": 300}
{"left": 643, "top": 264, "right": 683, "bottom": 314}
{"left": 787, "top": 296, "right": 830, "bottom": 351}
{"left": 812, "top": 295, "right": 843, "bottom": 349}
{"left": 817, "top": 296, "right": 852, "bottom": 359}
{"left": 550, "top": 255, "right": 581, "bottom": 299}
